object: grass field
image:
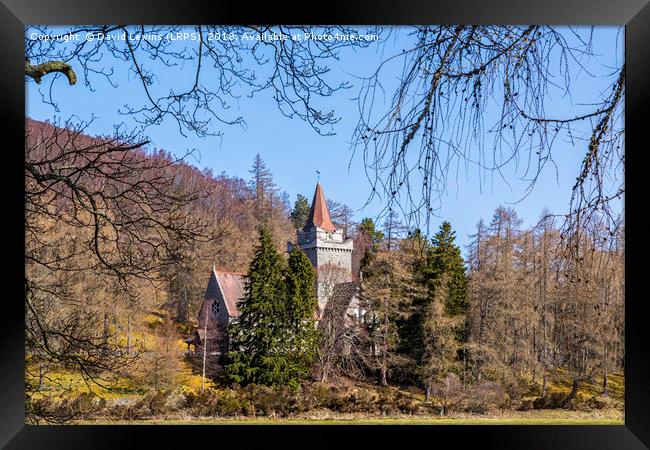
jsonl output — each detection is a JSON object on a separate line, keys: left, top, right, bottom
{"left": 76, "top": 418, "right": 624, "bottom": 425}
{"left": 76, "top": 409, "right": 624, "bottom": 425}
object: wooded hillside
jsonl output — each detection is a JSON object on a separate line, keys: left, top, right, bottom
{"left": 25, "top": 118, "right": 623, "bottom": 424}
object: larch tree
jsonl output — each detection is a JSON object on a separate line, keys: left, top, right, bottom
{"left": 382, "top": 208, "right": 407, "bottom": 251}
{"left": 327, "top": 199, "right": 356, "bottom": 238}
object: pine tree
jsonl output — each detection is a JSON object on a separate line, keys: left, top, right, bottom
{"left": 429, "top": 222, "right": 469, "bottom": 323}
{"left": 414, "top": 221, "right": 470, "bottom": 396}
{"left": 290, "top": 194, "right": 310, "bottom": 229}
{"left": 285, "top": 247, "right": 320, "bottom": 384}
{"left": 226, "top": 227, "right": 289, "bottom": 386}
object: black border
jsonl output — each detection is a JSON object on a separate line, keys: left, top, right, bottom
{"left": 2, "top": 1, "right": 649, "bottom": 448}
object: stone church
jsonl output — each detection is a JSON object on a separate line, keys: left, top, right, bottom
{"left": 191, "top": 182, "right": 361, "bottom": 356}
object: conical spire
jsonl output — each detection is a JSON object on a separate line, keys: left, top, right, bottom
{"left": 303, "top": 182, "right": 336, "bottom": 233}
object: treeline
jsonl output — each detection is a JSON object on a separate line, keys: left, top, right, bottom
{"left": 25, "top": 118, "right": 301, "bottom": 421}
{"left": 25, "top": 118, "right": 623, "bottom": 423}
{"left": 322, "top": 206, "right": 624, "bottom": 408}
{"left": 197, "top": 204, "right": 623, "bottom": 417}
{"left": 466, "top": 207, "right": 624, "bottom": 400}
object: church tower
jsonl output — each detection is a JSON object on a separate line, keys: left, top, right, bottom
{"left": 290, "top": 182, "right": 354, "bottom": 315}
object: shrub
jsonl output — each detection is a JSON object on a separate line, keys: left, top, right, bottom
{"left": 377, "top": 388, "right": 398, "bottom": 415}
{"left": 244, "top": 384, "right": 299, "bottom": 417}
{"left": 394, "top": 391, "right": 419, "bottom": 414}
{"left": 532, "top": 391, "right": 571, "bottom": 409}
{"left": 147, "top": 390, "right": 172, "bottom": 416}
{"left": 187, "top": 388, "right": 248, "bottom": 417}
{"left": 347, "top": 389, "right": 377, "bottom": 413}
{"left": 69, "top": 392, "right": 106, "bottom": 419}
{"left": 301, "top": 383, "right": 331, "bottom": 410}
{"left": 164, "top": 391, "right": 187, "bottom": 411}
{"left": 27, "top": 392, "right": 108, "bottom": 423}
{"left": 325, "top": 387, "right": 348, "bottom": 412}
{"left": 465, "top": 381, "right": 506, "bottom": 413}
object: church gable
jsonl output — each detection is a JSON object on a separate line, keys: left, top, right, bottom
{"left": 197, "top": 269, "right": 245, "bottom": 340}
{"left": 198, "top": 269, "right": 244, "bottom": 328}
{"left": 214, "top": 270, "right": 245, "bottom": 317}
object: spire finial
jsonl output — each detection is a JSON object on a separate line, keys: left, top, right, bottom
{"left": 316, "top": 170, "right": 320, "bottom": 183}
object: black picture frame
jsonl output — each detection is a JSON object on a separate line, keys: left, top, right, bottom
{"left": 3, "top": 1, "right": 649, "bottom": 448}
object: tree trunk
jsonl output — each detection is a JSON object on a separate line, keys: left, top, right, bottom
{"left": 154, "top": 358, "right": 159, "bottom": 389}
{"left": 602, "top": 371, "right": 609, "bottom": 397}
{"left": 102, "top": 311, "right": 109, "bottom": 357}
{"left": 463, "top": 350, "right": 467, "bottom": 386}
{"left": 126, "top": 313, "right": 131, "bottom": 356}
{"left": 380, "top": 365, "right": 388, "bottom": 386}
{"left": 425, "top": 383, "right": 431, "bottom": 402}
{"left": 566, "top": 376, "right": 582, "bottom": 404}
{"left": 39, "top": 362, "right": 44, "bottom": 391}
{"left": 541, "top": 374, "right": 547, "bottom": 398}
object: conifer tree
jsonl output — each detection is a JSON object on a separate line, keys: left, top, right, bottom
{"left": 361, "top": 251, "right": 416, "bottom": 386}
{"left": 226, "top": 227, "right": 289, "bottom": 386}
{"left": 429, "top": 222, "right": 469, "bottom": 327}
{"left": 226, "top": 228, "right": 320, "bottom": 388}
{"left": 248, "top": 154, "right": 280, "bottom": 222}
{"left": 358, "top": 218, "right": 385, "bottom": 271}
{"left": 382, "top": 208, "right": 406, "bottom": 251}
{"left": 285, "top": 247, "right": 320, "bottom": 383}
{"left": 359, "top": 218, "right": 385, "bottom": 251}
{"left": 290, "top": 194, "right": 310, "bottom": 229}
{"left": 414, "top": 222, "right": 470, "bottom": 396}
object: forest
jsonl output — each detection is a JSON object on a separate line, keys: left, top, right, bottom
{"left": 25, "top": 118, "right": 623, "bottom": 424}
{"left": 24, "top": 25, "right": 624, "bottom": 424}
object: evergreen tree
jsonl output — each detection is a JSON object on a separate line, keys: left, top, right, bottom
{"left": 226, "top": 228, "right": 319, "bottom": 389}
{"left": 285, "top": 247, "right": 320, "bottom": 383}
{"left": 359, "top": 218, "right": 385, "bottom": 250}
{"left": 290, "top": 194, "right": 310, "bottom": 229}
{"left": 429, "top": 222, "right": 469, "bottom": 320}
{"left": 226, "top": 227, "right": 289, "bottom": 386}
{"left": 412, "top": 222, "right": 470, "bottom": 396}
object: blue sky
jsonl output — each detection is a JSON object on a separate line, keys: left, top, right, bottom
{"left": 26, "top": 26, "right": 623, "bottom": 255}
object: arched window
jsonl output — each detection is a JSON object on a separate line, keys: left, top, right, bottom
{"left": 212, "top": 300, "right": 220, "bottom": 317}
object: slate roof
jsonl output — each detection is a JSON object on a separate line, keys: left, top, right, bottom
{"left": 303, "top": 182, "right": 337, "bottom": 233}
{"left": 320, "top": 281, "right": 359, "bottom": 320}
{"left": 214, "top": 269, "right": 245, "bottom": 317}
